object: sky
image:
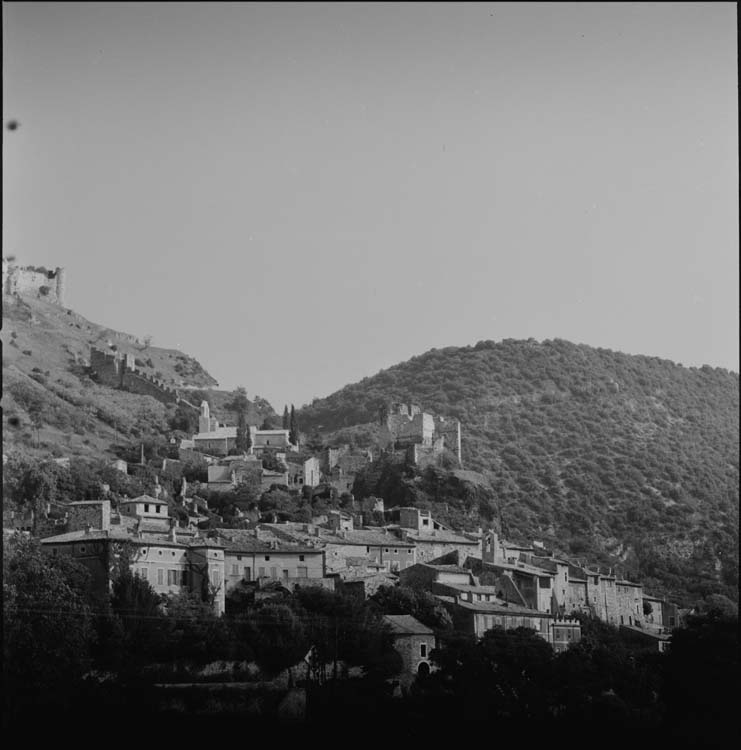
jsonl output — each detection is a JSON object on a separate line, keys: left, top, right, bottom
{"left": 3, "top": 2, "right": 738, "bottom": 410}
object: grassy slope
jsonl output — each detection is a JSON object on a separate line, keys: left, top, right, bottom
{"left": 1, "top": 295, "right": 274, "bottom": 460}
{"left": 298, "top": 338, "right": 739, "bottom": 604}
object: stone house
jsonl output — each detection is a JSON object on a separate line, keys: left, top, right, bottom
{"left": 620, "top": 624, "right": 672, "bottom": 653}
{"left": 383, "top": 614, "right": 437, "bottom": 687}
{"left": 642, "top": 595, "right": 678, "bottom": 633}
{"left": 40, "top": 499, "right": 226, "bottom": 614}
{"left": 286, "top": 455, "right": 322, "bottom": 489}
{"left": 215, "top": 529, "right": 327, "bottom": 589}
{"left": 118, "top": 495, "right": 170, "bottom": 527}
{"left": 399, "top": 561, "right": 477, "bottom": 592}
{"left": 438, "top": 594, "right": 581, "bottom": 652}
{"left": 250, "top": 428, "right": 294, "bottom": 455}
{"left": 258, "top": 524, "right": 417, "bottom": 575}
{"left": 390, "top": 507, "right": 482, "bottom": 563}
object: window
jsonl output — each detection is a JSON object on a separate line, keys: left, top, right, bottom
{"left": 297, "top": 567, "right": 308, "bottom": 578}
{"left": 171, "top": 551, "right": 176, "bottom": 557}
{"left": 158, "top": 550, "right": 162, "bottom": 556}
{"left": 265, "top": 555, "right": 271, "bottom": 561}
{"left": 157, "top": 569, "right": 164, "bottom": 585}
{"left": 168, "top": 570, "right": 178, "bottom": 586}
{"left": 232, "top": 564, "right": 239, "bottom": 575}
{"left": 144, "top": 504, "right": 150, "bottom": 513}
{"left": 394, "top": 549, "right": 399, "bottom": 554}
{"left": 210, "top": 570, "right": 220, "bottom": 586}
{"left": 258, "top": 567, "right": 266, "bottom": 577}
{"left": 270, "top": 567, "right": 277, "bottom": 578}
{"left": 620, "top": 615, "right": 625, "bottom": 624}
{"left": 282, "top": 570, "right": 289, "bottom": 579}
{"left": 422, "top": 519, "right": 429, "bottom": 526}
{"left": 384, "top": 548, "right": 389, "bottom": 553}
{"left": 80, "top": 546, "right": 86, "bottom": 554}
{"left": 140, "top": 568, "right": 148, "bottom": 580}
{"left": 243, "top": 568, "right": 251, "bottom": 581}
{"left": 408, "top": 549, "right": 413, "bottom": 555}
{"left": 420, "top": 643, "right": 427, "bottom": 658}
{"left": 237, "top": 555, "right": 242, "bottom": 561}
{"left": 299, "top": 555, "right": 305, "bottom": 562}
{"left": 366, "top": 547, "right": 370, "bottom": 553}
{"left": 181, "top": 570, "right": 188, "bottom": 586}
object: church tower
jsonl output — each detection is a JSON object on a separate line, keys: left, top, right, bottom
{"left": 198, "top": 401, "right": 211, "bottom": 434}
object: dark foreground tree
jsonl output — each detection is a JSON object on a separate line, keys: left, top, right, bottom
{"left": 3, "top": 536, "right": 96, "bottom": 724}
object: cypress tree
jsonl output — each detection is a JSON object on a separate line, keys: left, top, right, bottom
{"left": 282, "top": 405, "right": 289, "bottom": 430}
{"left": 289, "top": 404, "right": 298, "bottom": 446}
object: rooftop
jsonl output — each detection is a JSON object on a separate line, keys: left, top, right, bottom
{"left": 449, "top": 597, "right": 552, "bottom": 618}
{"left": 406, "top": 530, "right": 479, "bottom": 545}
{"left": 120, "top": 494, "right": 168, "bottom": 506}
{"left": 383, "top": 614, "right": 435, "bottom": 636}
{"left": 215, "top": 529, "right": 318, "bottom": 555}
{"left": 194, "top": 427, "right": 237, "bottom": 440}
{"left": 484, "top": 559, "right": 552, "bottom": 576}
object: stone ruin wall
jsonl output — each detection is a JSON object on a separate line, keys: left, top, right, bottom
{"left": 89, "top": 346, "right": 179, "bottom": 406}
{"left": 3, "top": 263, "right": 66, "bottom": 306}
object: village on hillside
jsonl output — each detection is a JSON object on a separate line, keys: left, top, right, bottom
{"left": 3, "top": 259, "right": 679, "bottom": 685}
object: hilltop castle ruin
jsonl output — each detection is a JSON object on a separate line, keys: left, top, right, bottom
{"left": 2, "top": 259, "right": 66, "bottom": 306}
{"left": 379, "top": 402, "right": 462, "bottom": 466}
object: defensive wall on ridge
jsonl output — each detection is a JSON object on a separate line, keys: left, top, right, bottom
{"left": 89, "top": 347, "right": 189, "bottom": 407}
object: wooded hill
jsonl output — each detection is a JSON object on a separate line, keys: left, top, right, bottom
{"left": 298, "top": 339, "right": 739, "bottom": 605}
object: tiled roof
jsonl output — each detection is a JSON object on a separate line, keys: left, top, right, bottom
{"left": 484, "top": 560, "right": 551, "bottom": 576}
{"left": 194, "top": 427, "right": 236, "bottom": 440}
{"left": 41, "top": 529, "right": 130, "bottom": 543}
{"left": 419, "top": 562, "right": 470, "bottom": 573}
{"left": 256, "top": 524, "right": 415, "bottom": 549}
{"left": 620, "top": 624, "right": 670, "bottom": 640}
{"left": 406, "top": 531, "right": 479, "bottom": 545}
{"left": 216, "top": 529, "right": 318, "bottom": 554}
{"left": 40, "top": 527, "right": 222, "bottom": 549}
{"left": 442, "top": 584, "right": 502, "bottom": 594}
{"left": 121, "top": 494, "right": 168, "bottom": 506}
{"left": 450, "top": 598, "right": 551, "bottom": 618}
{"left": 342, "top": 529, "right": 415, "bottom": 548}
{"left": 383, "top": 614, "right": 435, "bottom": 636}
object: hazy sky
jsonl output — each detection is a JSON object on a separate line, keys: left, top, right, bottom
{"left": 3, "top": 2, "right": 738, "bottom": 410}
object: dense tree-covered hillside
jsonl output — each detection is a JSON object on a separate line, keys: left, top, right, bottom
{"left": 299, "top": 339, "right": 739, "bottom": 604}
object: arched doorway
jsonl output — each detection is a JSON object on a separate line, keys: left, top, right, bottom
{"left": 417, "top": 661, "right": 430, "bottom": 678}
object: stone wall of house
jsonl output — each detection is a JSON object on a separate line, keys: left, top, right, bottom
{"left": 616, "top": 582, "right": 643, "bottom": 626}
{"left": 411, "top": 539, "right": 480, "bottom": 565}
{"left": 67, "top": 500, "right": 111, "bottom": 533}
{"left": 565, "top": 578, "right": 590, "bottom": 614}
{"left": 392, "top": 633, "right": 434, "bottom": 687}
